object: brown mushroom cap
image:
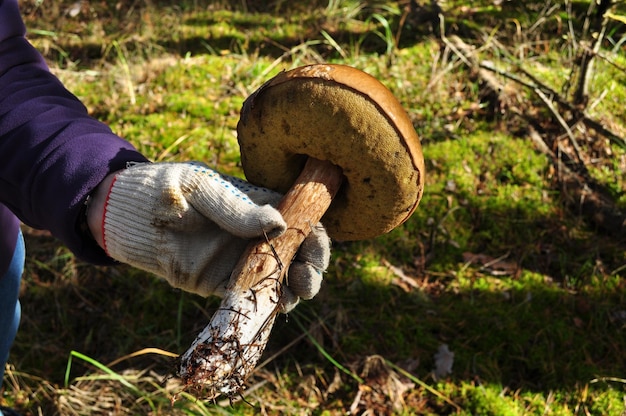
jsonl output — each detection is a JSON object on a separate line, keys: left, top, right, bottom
{"left": 236, "top": 63, "right": 425, "bottom": 241}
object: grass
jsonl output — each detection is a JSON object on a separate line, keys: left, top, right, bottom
{"left": 2, "top": 0, "right": 626, "bottom": 414}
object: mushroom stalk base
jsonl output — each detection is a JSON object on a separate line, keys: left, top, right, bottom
{"left": 178, "top": 158, "right": 343, "bottom": 398}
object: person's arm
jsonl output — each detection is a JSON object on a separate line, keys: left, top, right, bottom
{"left": 0, "top": 0, "right": 330, "bottom": 307}
{"left": 0, "top": 0, "right": 148, "bottom": 264}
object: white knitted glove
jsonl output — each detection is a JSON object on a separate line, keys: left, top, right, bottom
{"left": 101, "top": 162, "right": 330, "bottom": 307}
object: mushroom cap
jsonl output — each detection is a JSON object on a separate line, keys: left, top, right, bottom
{"left": 236, "top": 64, "right": 425, "bottom": 241}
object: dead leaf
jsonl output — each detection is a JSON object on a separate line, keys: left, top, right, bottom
{"left": 462, "top": 252, "right": 518, "bottom": 276}
{"left": 383, "top": 259, "right": 420, "bottom": 292}
{"left": 433, "top": 344, "right": 454, "bottom": 380}
{"left": 351, "top": 355, "right": 416, "bottom": 414}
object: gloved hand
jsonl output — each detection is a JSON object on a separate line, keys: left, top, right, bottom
{"left": 96, "top": 162, "right": 330, "bottom": 308}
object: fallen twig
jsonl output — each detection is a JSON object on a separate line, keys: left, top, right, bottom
{"left": 528, "top": 126, "right": 625, "bottom": 236}
{"left": 533, "top": 87, "right": 583, "bottom": 162}
{"left": 446, "top": 34, "right": 626, "bottom": 237}
{"left": 477, "top": 49, "right": 626, "bottom": 151}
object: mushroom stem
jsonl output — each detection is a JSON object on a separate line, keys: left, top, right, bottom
{"left": 179, "top": 157, "right": 343, "bottom": 397}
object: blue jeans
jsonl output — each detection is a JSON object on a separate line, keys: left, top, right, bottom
{"left": 0, "top": 231, "right": 24, "bottom": 383}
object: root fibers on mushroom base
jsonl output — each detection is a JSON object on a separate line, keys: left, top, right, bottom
{"left": 178, "top": 278, "right": 280, "bottom": 398}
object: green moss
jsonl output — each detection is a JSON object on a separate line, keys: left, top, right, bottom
{"left": 457, "top": 382, "right": 523, "bottom": 416}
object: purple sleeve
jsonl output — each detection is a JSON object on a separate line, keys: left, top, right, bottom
{"left": 0, "top": 0, "right": 150, "bottom": 264}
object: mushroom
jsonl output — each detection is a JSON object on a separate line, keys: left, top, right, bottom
{"left": 178, "top": 63, "right": 425, "bottom": 398}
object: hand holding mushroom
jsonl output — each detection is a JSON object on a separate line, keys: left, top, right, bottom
{"left": 87, "top": 161, "right": 330, "bottom": 306}
{"left": 179, "top": 64, "right": 425, "bottom": 398}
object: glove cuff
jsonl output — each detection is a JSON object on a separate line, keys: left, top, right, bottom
{"left": 102, "top": 169, "right": 162, "bottom": 274}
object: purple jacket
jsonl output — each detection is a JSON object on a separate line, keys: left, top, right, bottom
{"left": 0, "top": 0, "right": 149, "bottom": 276}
